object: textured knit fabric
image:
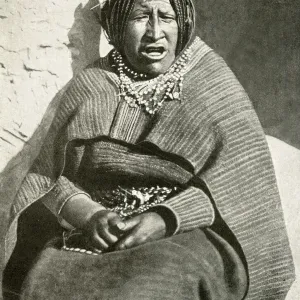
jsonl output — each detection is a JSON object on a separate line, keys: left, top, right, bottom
{"left": 42, "top": 139, "right": 215, "bottom": 234}
{"left": 5, "top": 37, "right": 294, "bottom": 299}
{"left": 45, "top": 176, "right": 90, "bottom": 216}
{"left": 20, "top": 229, "right": 248, "bottom": 300}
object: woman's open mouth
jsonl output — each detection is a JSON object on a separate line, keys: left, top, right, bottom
{"left": 141, "top": 46, "right": 167, "bottom": 61}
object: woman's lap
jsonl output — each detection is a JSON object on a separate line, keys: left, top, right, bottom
{"left": 20, "top": 229, "right": 248, "bottom": 300}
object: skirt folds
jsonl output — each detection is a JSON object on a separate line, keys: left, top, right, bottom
{"left": 20, "top": 229, "right": 248, "bottom": 300}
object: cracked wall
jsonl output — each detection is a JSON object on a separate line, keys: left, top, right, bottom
{"left": 0, "top": 0, "right": 103, "bottom": 172}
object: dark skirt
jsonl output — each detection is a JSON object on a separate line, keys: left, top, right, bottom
{"left": 20, "top": 228, "right": 248, "bottom": 300}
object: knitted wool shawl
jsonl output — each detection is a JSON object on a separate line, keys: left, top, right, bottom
{"left": 5, "top": 38, "right": 294, "bottom": 299}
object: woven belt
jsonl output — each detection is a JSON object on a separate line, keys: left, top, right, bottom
{"left": 92, "top": 186, "right": 178, "bottom": 219}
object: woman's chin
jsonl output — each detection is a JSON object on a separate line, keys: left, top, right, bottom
{"left": 141, "top": 62, "right": 172, "bottom": 77}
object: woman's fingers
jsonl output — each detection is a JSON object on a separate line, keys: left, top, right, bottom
{"left": 114, "top": 213, "right": 167, "bottom": 251}
{"left": 107, "top": 215, "right": 126, "bottom": 233}
{"left": 86, "top": 210, "right": 121, "bottom": 248}
{"left": 96, "top": 216, "right": 120, "bottom": 245}
{"left": 90, "top": 232, "right": 109, "bottom": 250}
{"left": 114, "top": 216, "right": 146, "bottom": 250}
{"left": 87, "top": 211, "right": 165, "bottom": 252}
{"left": 114, "top": 226, "right": 144, "bottom": 250}
{"left": 115, "top": 222, "right": 126, "bottom": 231}
{"left": 119, "top": 216, "right": 141, "bottom": 232}
{"left": 94, "top": 215, "right": 140, "bottom": 250}
{"left": 98, "top": 227, "right": 119, "bottom": 244}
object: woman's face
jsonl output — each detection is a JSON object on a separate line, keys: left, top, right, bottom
{"left": 123, "top": 0, "right": 178, "bottom": 76}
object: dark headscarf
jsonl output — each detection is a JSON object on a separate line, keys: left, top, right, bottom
{"left": 100, "top": 0, "right": 195, "bottom": 54}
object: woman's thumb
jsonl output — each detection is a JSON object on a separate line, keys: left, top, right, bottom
{"left": 115, "top": 222, "right": 126, "bottom": 231}
{"left": 117, "top": 217, "right": 140, "bottom": 232}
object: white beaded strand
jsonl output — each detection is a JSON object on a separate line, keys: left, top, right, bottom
{"left": 112, "top": 38, "right": 197, "bottom": 115}
{"left": 62, "top": 245, "right": 100, "bottom": 256}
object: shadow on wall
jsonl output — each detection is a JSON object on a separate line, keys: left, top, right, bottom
{"left": 194, "top": 0, "right": 249, "bottom": 59}
{"left": 67, "top": 0, "right": 102, "bottom": 75}
{"left": 195, "top": 0, "right": 300, "bottom": 149}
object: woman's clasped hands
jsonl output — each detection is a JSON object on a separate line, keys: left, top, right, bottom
{"left": 84, "top": 210, "right": 167, "bottom": 253}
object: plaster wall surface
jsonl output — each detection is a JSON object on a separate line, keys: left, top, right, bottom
{"left": 0, "top": 0, "right": 102, "bottom": 172}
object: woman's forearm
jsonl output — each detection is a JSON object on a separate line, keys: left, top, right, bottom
{"left": 59, "top": 194, "right": 106, "bottom": 229}
{"left": 41, "top": 175, "right": 106, "bottom": 229}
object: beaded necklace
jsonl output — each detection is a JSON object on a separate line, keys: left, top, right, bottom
{"left": 112, "top": 38, "right": 199, "bottom": 115}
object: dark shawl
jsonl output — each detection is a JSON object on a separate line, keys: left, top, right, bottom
{"left": 5, "top": 38, "right": 294, "bottom": 299}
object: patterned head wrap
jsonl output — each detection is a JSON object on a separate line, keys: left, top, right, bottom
{"left": 100, "top": 0, "right": 195, "bottom": 54}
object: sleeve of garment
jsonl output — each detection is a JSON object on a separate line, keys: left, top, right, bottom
{"left": 41, "top": 175, "right": 91, "bottom": 218}
{"left": 152, "top": 186, "right": 215, "bottom": 235}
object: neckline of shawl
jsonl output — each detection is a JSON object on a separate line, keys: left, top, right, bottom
{"left": 102, "top": 37, "right": 213, "bottom": 101}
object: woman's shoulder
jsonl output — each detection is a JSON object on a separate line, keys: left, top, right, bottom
{"left": 187, "top": 38, "right": 243, "bottom": 92}
{"left": 62, "top": 54, "right": 118, "bottom": 101}
{"left": 50, "top": 55, "right": 118, "bottom": 128}
{"left": 85, "top": 55, "right": 114, "bottom": 75}
{"left": 184, "top": 38, "right": 254, "bottom": 117}
{"left": 73, "top": 54, "right": 118, "bottom": 86}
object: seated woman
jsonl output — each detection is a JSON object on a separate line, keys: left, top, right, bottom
{"left": 5, "top": 0, "right": 294, "bottom": 299}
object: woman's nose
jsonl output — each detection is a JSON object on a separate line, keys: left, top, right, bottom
{"left": 146, "top": 17, "right": 164, "bottom": 41}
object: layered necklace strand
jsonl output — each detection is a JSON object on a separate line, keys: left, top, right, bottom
{"left": 112, "top": 38, "right": 198, "bottom": 115}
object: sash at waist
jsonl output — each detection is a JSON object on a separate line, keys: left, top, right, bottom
{"left": 91, "top": 186, "right": 178, "bottom": 219}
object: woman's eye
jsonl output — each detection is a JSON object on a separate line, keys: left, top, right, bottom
{"left": 133, "top": 15, "right": 149, "bottom": 21}
{"left": 160, "top": 15, "right": 176, "bottom": 23}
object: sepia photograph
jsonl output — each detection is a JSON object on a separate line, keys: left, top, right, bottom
{"left": 0, "top": 0, "right": 299, "bottom": 299}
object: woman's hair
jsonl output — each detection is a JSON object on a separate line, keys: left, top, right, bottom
{"left": 100, "top": 0, "right": 195, "bottom": 54}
